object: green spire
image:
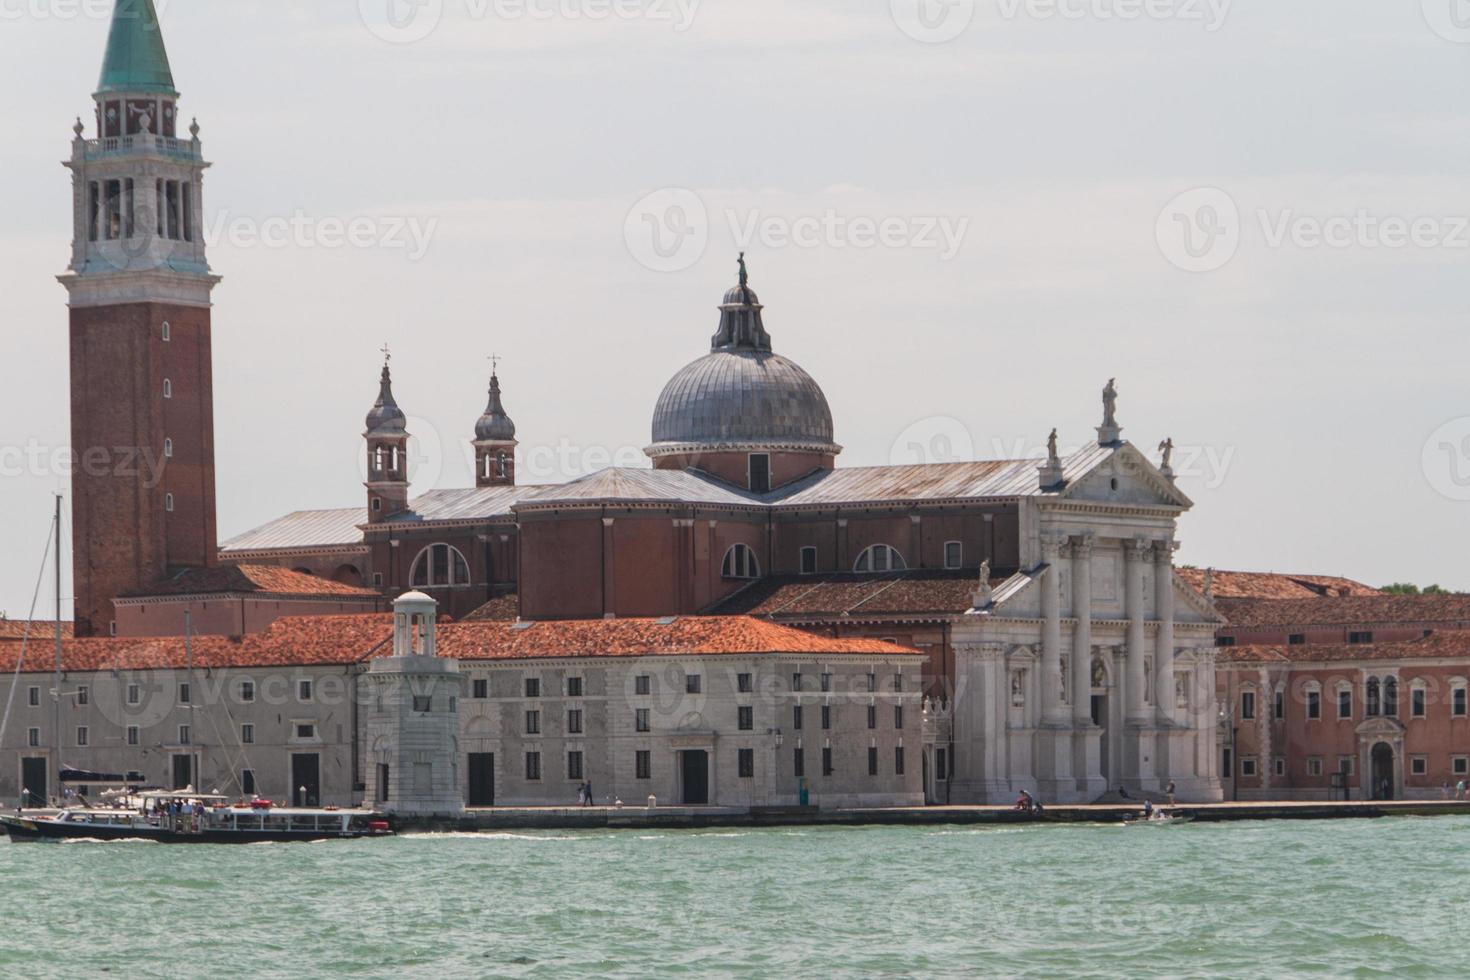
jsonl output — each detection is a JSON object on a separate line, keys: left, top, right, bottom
{"left": 96, "top": 0, "right": 177, "bottom": 95}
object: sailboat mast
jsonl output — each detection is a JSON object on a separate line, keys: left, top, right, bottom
{"left": 53, "top": 493, "right": 62, "bottom": 802}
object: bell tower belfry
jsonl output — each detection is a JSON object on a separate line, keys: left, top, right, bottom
{"left": 61, "top": 0, "right": 221, "bottom": 636}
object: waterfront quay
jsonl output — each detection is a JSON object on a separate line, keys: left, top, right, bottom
{"left": 392, "top": 799, "right": 1470, "bottom": 833}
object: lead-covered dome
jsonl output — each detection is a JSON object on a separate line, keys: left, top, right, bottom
{"left": 647, "top": 257, "right": 840, "bottom": 459}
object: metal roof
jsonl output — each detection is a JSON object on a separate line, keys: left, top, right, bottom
{"left": 97, "top": 0, "right": 177, "bottom": 95}
{"left": 385, "top": 485, "right": 537, "bottom": 525}
{"left": 220, "top": 508, "right": 367, "bottom": 553}
{"left": 519, "top": 469, "right": 765, "bottom": 509}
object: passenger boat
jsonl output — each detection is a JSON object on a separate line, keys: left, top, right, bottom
{"left": 0, "top": 792, "right": 393, "bottom": 844}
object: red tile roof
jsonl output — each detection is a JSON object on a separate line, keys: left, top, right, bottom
{"left": 0, "top": 615, "right": 393, "bottom": 675}
{"left": 1178, "top": 568, "right": 1381, "bottom": 600}
{"left": 121, "top": 565, "right": 381, "bottom": 600}
{"left": 461, "top": 594, "right": 520, "bottom": 623}
{"left": 0, "top": 620, "right": 73, "bottom": 641}
{"left": 1218, "top": 594, "right": 1470, "bottom": 629}
{"left": 1219, "top": 630, "right": 1470, "bottom": 665}
{"left": 437, "top": 616, "right": 921, "bottom": 662}
{"left": 710, "top": 571, "right": 984, "bottom": 619}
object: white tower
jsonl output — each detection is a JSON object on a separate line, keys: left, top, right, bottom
{"left": 363, "top": 592, "right": 465, "bottom": 817}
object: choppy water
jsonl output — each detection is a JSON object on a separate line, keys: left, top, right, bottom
{"left": 3, "top": 818, "right": 1469, "bottom": 978}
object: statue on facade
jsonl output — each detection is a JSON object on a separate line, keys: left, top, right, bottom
{"left": 978, "top": 560, "right": 991, "bottom": 586}
{"left": 738, "top": 251, "right": 749, "bottom": 288}
{"left": 1102, "top": 379, "right": 1118, "bottom": 429}
{"left": 1047, "top": 429, "right": 1060, "bottom": 465}
{"left": 1158, "top": 437, "right": 1174, "bottom": 470}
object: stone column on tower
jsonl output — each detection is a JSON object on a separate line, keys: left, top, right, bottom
{"left": 1124, "top": 537, "right": 1151, "bottom": 725}
{"left": 1040, "top": 535, "right": 1067, "bottom": 726}
{"left": 1069, "top": 534, "right": 1094, "bottom": 727}
{"left": 1154, "top": 539, "right": 1178, "bottom": 726}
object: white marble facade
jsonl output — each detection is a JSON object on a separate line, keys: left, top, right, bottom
{"left": 947, "top": 442, "right": 1225, "bottom": 804}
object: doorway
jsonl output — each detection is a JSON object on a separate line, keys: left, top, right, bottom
{"left": 293, "top": 754, "right": 321, "bottom": 807}
{"left": 20, "top": 758, "right": 46, "bottom": 808}
{"left": 680, "top": 750, "right": 709, "bottom": 806}
{"left": 1371, "top": 743, "right": 1395, "bottom": 801}
{"left": 171, "top": 754, "right": 193, "bottom": 791}
{"left": 468, "top": 754, "right": 495, "bottom": 807}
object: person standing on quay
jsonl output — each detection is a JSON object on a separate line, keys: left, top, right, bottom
{"left": 584, "top": 781, "right": 595, "bottom": 808}
{"left": 1167, "top": 781, "right": 1177, "bottom": 806}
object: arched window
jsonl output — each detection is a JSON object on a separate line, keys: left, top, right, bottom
{"left": 721, "top": 543, "right": 760, "bottom": 580}
{"left": 162, "top": 378, "right": 172, "bottom": 399}
{"left": 164, "top": 493, "right": 174, "bottom": 513}
{"left": 1366, "top": 677, "right": 1381, "bottom": 717}
{"left": 1383, "top": 676, "right": 1399, "bottom": 717}
{"left": 410, "top": 544, "right": 472, "bottom": 588}
{"left": 161, "top": 321, "right": 170, "bottom": 342}
{"left": 497, "top": 452, "right": 508, "bottom": 478}
{"left": 854, "top": 545, "right": 907, "bottom": 574}
{"left": 163, "top": 438, "right": 173, "bottom": 459}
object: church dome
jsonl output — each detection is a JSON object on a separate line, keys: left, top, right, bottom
{"left": 365, "top": 364, "right": 407, "bottom": 437}
{"left": 647, "top": 259, "right": 839, "bottom": 458}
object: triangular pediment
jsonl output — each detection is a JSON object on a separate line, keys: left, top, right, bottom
{"left": 1060, "top": 443, "right": 1193, "bottom": 510}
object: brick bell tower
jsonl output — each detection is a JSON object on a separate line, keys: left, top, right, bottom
{"left": 472, "top": 365, "right": 517, "bottom": 488}
{"left": 61, "top": 0, "right": 221, "bottom": 637}
{"left": 365, "top": 352, "right": 411, "bottom": 524}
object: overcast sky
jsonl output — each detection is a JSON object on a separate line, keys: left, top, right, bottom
{"left": 1, "top": 0, "right": 1467, "bottom": 618}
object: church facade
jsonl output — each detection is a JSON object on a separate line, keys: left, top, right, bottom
{"left": 50, "top": 1, "right": 1224, "bottom": 805}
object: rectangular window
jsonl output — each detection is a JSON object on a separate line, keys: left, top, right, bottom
{"left": 1307, "top": 758, "right": 1323, "bottom": 777}
{"left": 1455, "top": 757, "right": 1469, "bottom": 776}
{"left": 525, "top": 711, "right": 541, "bottom": 735}
{"left": 88, "top": 181, "right": 99, "bottom": 242}
{"left": 1240, "top": 758, "right": 1257, "bottom": 778}
{"left": 76, "top": 686, "right": 89, "bottom": 707}
{"left": 240, "top": 681, "right": 255, "bottom": 703}
{"left": 473, "top": 678, "right": 489, "bottom": 700}
{"left": 792, "top": 673, "right": 804, "bottom": 693}
{"left": 294, "top": 724, "right": 315, "bottom": 741}
{"left": 1348, "top": 631, "right": 1373, "bottom": 645}
{"left": 127, "top": 726, "right": 139, "bottom": 746}
{"left": 896, "top": 747, "right": 906, "bottom": 776}
{"left": 821, "top": 673, "right": 833, "bottom": 693}
{"left": 104, "top": 179, "right": 121, "bottom": 240}
{"left": 179, "top": 725, "right": 191, "bottom": 745}
{"left": 1216, "top": 636, "right": 1236, "bottom": 648}
{"left": 567, "top": 751, "right": 584, "bottom": 781}
{"left": 181, "top": 182, "right": 193, "bottom": 242}
{"left": 894, "top": 674, "right": 904, "bottom": 693}
{"left": 822, "top": 706, "right": 832, "bottom": 730}
{"left": 568, "top": 710, "right": 584, "bottom": 735}
{"left": 945, "top": 541, "right": 963, "bottom": 570}
{"left": 127, "top": 684, "right": 141, "bottom": 706}
{"left": 1274, "top": 690, "right": 1285, "bottom": 721}
{"left": 822, "top": 747, "right": 834, "bottom": 777}
{"left": 566, "top": 677, "right": 584, "bottom": 698}
{"left": 1307, "top": 692, "right": 1321, "bottom": 720}
{"left": 1339, "top": 757, "right": 1355, "bottom": 776}
{"left": 794, "top": 748, "right": 805, "bottom": 779}
{"left": 737, "top": 673, "right": 754, "bottom": 694}
{"left": 686, "top": 674, "right": 702, "bottom": 695}
{"left": 298, "top": 680, "right": 313, "bottom": 702}
{"left": 868, "top": 705, "right": 877, "bottom": 730}
{"left": 635, "top": 709, "right": 651, "bottom": 733}
{"left": 76, "top": 727, "right": 88, "bottom": 747}
{"left": 636, "top": 751, "right": 652, "bottom": 780}
{"left": 738, "top": 748, "right": 755, "bottom": 779}
{"left": 241, "top": 724, "right": 255, "bottom": 745}
{"left": 1411, "top": 757, "right": 1428, "bottom": 777}
{"left": 242, "top": 770, "right": 256, "bottom": 796}
{"left": 936, "top": 748, "right": 948, "bottom": 781}
{"left": 748, "top": 453, "right": 771, "bottom": 493}
{"left": 1412, "top": 688, "right": 1427, "bottom": 718}
{"left": 800, "top": 547, "right": 818, "bottom": 576}
{"left": 793, "top": 705, "right": 803, "bottom": 731}
{"left": 1338, "top": 689, "right": 1352, "bottom": 720}
{"left": 413, "top": 696, "right": 432, "bottom": 713}
{"left": 867, "top": 672, "right": 878, "bottom": 694}
{"left": 27, "top": 687, "right": 38, "bottom": 707}
{"left": 868, "top": 746, "right": 879, "bottom": 776}
{"left": 525, "top": 677, "right": 541, "bottom": 698}
{"left": 27, "top": 729, "right": 39, "bottom": 748}
{"left": 1240, "top": 691, "right": 1256, "bottom": 720}
{"left": 525, "top": 753, "right": 542, "bottom": 781}
{"left": 738, "top": 706, "right": 754, "bottom": 731}
{"left": 635, "top": 675, "right": 652, "bottom": 697}
{"left": 1274, "top": 757, "right": 1286, "bottom": 778}
{"left": 1222, "top": 748, "right": 1232, "bottom": 775}
{"left": 895, "top": 706, "right": 905, "bottom": 730}
{"left": 1288, "top": 634, "right": 1306, "bottom": 646}
{"left": 1454, "top": 688, "right": 1468, "bottom": 718}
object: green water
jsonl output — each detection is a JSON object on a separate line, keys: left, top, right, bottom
{"left": 3, "top": 818, "right": 1468, "bottom": 978}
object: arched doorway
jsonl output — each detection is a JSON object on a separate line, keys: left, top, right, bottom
{"left": 1371, "top": 742, "right": 1395, "bottom": 801}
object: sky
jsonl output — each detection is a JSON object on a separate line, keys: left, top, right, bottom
{"left": 0, "top": 0, "right": 1467, "bottom": 618}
